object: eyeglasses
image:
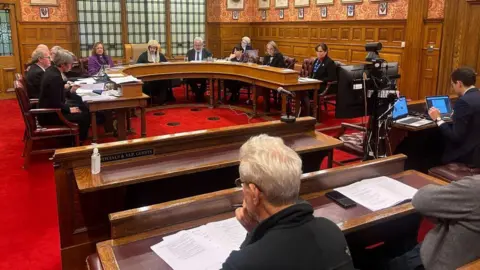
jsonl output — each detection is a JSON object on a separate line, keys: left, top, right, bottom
{"left": 235, "top": 178, "right": 262, "bottom": 191}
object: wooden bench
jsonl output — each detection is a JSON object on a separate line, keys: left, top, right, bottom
{"left": 53, "top": 117, "right": 342, "bottom": 269}
{"left": 91, "top": 155, "right": 448, "bottom": 270}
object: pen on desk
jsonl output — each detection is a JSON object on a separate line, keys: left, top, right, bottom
{"left": 232, "top": 204, "right": 243, "bottom": 209}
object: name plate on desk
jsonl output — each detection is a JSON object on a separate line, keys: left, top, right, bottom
{"left": 101, "top": 149, "right": 155, "bottom": 162}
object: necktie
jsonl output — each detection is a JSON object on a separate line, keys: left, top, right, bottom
{"left": 196, "top": 51, "right": 200, "bottom": 61}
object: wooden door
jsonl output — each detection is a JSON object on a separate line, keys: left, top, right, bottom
{"left": 0, "top": 3, "right": 20, "bottom": 99}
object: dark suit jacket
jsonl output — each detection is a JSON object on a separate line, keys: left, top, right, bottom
{"left": 222, "top": 202, "right": 355, "bottom": 270}
{"left": 26, "top": 64, "right": 45, "bottom": 98}
{"left": 186, "top": 48, "right": 212, "bottom": 61}
{"left": 263, "top": 53, "right": 286, "bottom": 68}
{"left": 311, "top": 55, "right": 337, "bottom": 83}
{"left": 38, "top": 66, "right": 71, "bottom": 125}
{"left": 441, "top": 88, "right": 480, "bottom": 165}
{"left": 136, "top": 51, "right": 168, "bottom": 63}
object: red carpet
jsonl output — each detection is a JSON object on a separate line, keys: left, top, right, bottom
{"left": 0, "top": 87, "right": 359, "bottom": 269}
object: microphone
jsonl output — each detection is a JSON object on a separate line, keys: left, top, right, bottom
{"left": 277, "top": 87, "right": 295, "bottom": 97}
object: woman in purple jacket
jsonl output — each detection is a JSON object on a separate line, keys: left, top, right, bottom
{"left": 87, "top": 42, "right": 114, "bottom": 76}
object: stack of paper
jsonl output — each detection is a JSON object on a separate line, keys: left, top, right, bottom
{"left": 110, "top": 75, "right": 140, "bottom": 84}
{"left": 298, "top": 77, "right": 320, "bottom": 82}
{"left": 81, "top": 95, "right": 116, "bottom": 102}
{"left": 151, "top": 218, "right": 247, "bottom": 270}
{"left": 73, "top": 78, "right": 96, "bottom": 85}
{"left": 334, "top": 176, "right": 418, "bottom": 211}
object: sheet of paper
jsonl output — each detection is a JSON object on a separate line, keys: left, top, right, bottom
{"left": 81, "top": 95, "right": 116, "bottom": 102}
{"left": 334, "top": 176, "right": 417, "bottom": 211}
{"left": 110, "top": 75, "right": 140, "bottom": 84}
{"left": 298, "top": 77, "right": 320, "bottom": 82}
{"left": 204, "top": 218, "right": 247, "bottom": 251}
{"left": 151, "top": 218, "right": 246, "bottom": 270}
{"left": 73, "top": 78, "right": 96, "bottom": 85}
{"left": 107, "top": 73, "right": 125, "bottom": 78}
{"left": 151, "top": 231, "right": 231, "bottom": 270}
{"left": 409, "top": 119, "right": 433, "bottom": 127}
{"left": 75, "top": 83, "right": 105, "bottom": 91}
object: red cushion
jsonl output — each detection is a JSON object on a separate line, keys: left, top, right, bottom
{"left": 339, "top": 132, "right": 364, "bottom": 155}
{"left": 429, "top": 163, "right": 480, "bottom": 182}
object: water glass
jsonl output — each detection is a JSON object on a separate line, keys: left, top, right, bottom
{"left": 184, "top": 56, "right": 189, "bottom": 62}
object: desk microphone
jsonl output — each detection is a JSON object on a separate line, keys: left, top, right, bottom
{"left": 277, "top": 87, "right": 295, "bottom": 97}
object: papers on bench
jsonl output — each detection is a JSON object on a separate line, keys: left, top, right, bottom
{"left": 298, "top": 77, "right": 320, "bottom": 83}
{"left": 76, "top": 83, "right": 105, "bottom": 93}
{"left": 110, "top": 75, "right": 140, "bottom": 84}
{"left": 334, "top": 176, "right": 418, "bottom": 211}
{"left": 151, "top": 217, "right": 247, "bottom": 270}
{"left": 73, "top": 78, "right": 97, "bottom": 85}
{"left": 81, "top": 95, "right": 116, "bottom": 102}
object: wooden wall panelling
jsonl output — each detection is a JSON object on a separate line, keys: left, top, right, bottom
{"left": 418, "top": 21, "right": 443, "bottom": 98}
{"left": 207, "top": 23, "right": 221, "bottom": 58}
{"left": 401, "top": 0, "right": 429, "bottom": 100}
{"left": 438, "top": 0, "right": 480, "bottom": 95}
{"left": 17, "top": 22, "right": 79, "bottom": 68}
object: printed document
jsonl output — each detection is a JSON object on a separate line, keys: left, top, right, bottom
{"left": 334, "top": 176, "right": 418, "bottom": 211}
{"left": 151, "top": 217, "right": 247, "bottom": 270}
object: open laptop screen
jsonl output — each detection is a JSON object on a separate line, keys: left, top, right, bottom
{"left": 392, "top": 97, "right": 408, "bottom": 120}
{"left": 426, "top": 96, "right": 452, "bottom": 115}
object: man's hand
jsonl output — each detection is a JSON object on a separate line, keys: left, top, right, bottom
{"left": 235, "top": 205, "right": 258, "bottom": 233}
{"left": 70, "top": 84, "right": 80, "bottom": 93}
{"left": 229, "top": 53, "right": 235, "bottom": 59}
{"left": 428, "top": 107, "right": 441, "bottom": 120}
{"left": 70, "top": 107, "right": 81, "bottom": 114}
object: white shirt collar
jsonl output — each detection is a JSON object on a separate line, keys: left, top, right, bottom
{"left": 463, "top": 86, "right": 476, "bottom": 95}
{"left": 36, "top": 63, "right": 45, "bottom": 71}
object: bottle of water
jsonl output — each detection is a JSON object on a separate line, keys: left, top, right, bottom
{"left": 91, "top": 148, "right": 101, "bottom": 174}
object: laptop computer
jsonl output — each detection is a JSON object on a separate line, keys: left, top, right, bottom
{"left": 426, "top": 95, "right": 453, "bottom": 120}
{"left": 393, "top": 97, "right": 431, "bottom": 126}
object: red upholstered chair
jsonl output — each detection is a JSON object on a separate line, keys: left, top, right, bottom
{"left": 79, "top": 57, "right": 89, "bottom": 77}
{"left": 334, "top": 123, "right": 367, "bottom": 165}
{"left": 86, "top": 254, "right": 103, "bottom": 270}
{"left": 14, "top": 80, "right": 79, "bottom": 169}
{"left": 283, "top": 56, "right": 296, "bottom": 69}
{"left": 428, "top": 163, "right": 480, "bottom": 182}
{"left": 15, "top": 73, "right": 38, "bottom": 108}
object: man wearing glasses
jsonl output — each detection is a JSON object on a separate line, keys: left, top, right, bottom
{"left": 26, "top": 47, "right": 52, "bottom": 98}
{"left": 222, "top": 134, "right": 355, "bottom": 270}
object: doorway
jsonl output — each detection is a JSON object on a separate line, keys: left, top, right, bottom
{"left": 0, "top": 2, "right": 20, "bottom": 99}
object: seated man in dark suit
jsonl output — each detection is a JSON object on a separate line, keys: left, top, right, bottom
{"left": 39, "top": 49, "right": 90, "bottom": 142}
{"left": 186, "top": 37, "right": 212, "bottom": 102}
{"left": 222, "top": 134, "right": 355, "bottom": 270}
{"left": 26, "top": 47, "right": 51, "bottom": 98}
{"left": 428, "top": 67, "right": 480, "bottom": 167}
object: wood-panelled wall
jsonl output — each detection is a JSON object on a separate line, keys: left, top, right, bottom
{"left": 207, "top": 19, "right": 443, "bottom": 99}
{"left": 17, "top": 22, "right": 79, "bottom": 68}
{"left": 438, "top": 0, "right": 480, "bottom": 95}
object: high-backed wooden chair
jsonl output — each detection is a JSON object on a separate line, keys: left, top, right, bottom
{"left": 15, "top": 73, "right": 38, "bottom": 108}
{"left": 14, "top": 80, "right": 79, "bottom": 169}
{"left": 79, "top": 58, "right": 89, "bottom": 77}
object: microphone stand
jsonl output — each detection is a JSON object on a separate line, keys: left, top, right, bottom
{"left": 281, "top": 93, "right": 296, "bottom": 123}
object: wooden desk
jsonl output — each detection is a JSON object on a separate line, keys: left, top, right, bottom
{"left": 93, "top": 155, "right": 447, "bottom": 270}
{"left": 458, "top": 259, "right": 480, "bottom": 270}
{"left": 87, "top": 93, "right": 149, "bottom": 142}
{"left": 109, "top": 62, "right": 321, "bottom": 120}
{"left": 52, "top": 117, "right": 342, "bottom": 270}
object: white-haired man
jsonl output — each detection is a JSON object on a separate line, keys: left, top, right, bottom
{"left": 26, "top": 47, "right": 51, "bottom": 98}
{"left": 222, "top": 134, "right": 355, "bottom": 270}
{"left": 186, "top": 37, "right": 212, "bottom": 102}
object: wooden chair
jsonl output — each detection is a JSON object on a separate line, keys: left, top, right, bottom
{"left": 14, "top": 80, "right": 79, "bottom": 169}
{"left": 333, "top": 122, "right": 367, "bottom": 165}
{"left": 15, "top": 73, "right": 38, "bottom": 108}
{"left": 79, "top": 58, "right": 89, "bottom": 77}
{"left": 299, "top": 59, "right": 341, "bottom": 121}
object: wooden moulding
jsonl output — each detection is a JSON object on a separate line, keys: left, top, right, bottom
{"left": 53, "top": 117, "right": 319, "bottom": 167}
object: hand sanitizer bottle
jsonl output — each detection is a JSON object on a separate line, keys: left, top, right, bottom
{"left": 91, "top": 148, "right": 101, "bottom": 174}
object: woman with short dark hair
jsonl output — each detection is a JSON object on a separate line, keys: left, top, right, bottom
{"left": 302, "top": 43, "right": 338, "bottom": 116}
